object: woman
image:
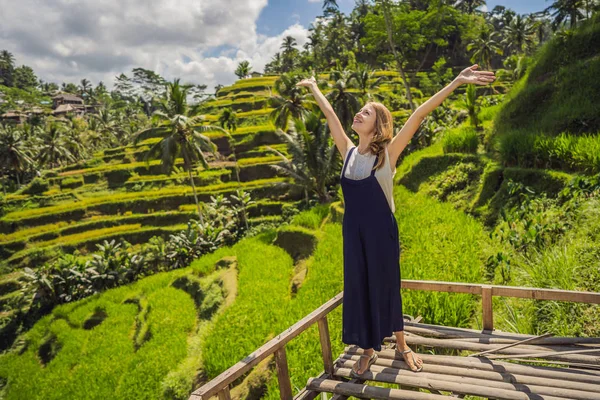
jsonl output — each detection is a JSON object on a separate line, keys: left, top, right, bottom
{"left": 297, "top": 64, "right": 496, "bottom": 377}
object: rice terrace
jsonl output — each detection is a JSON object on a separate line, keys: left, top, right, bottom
{"left": 1, "top": 0, "right": 600, "bottom": 399}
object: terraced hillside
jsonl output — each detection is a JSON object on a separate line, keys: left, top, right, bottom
{"left": 0, "top": 70, "right": 434, "bottom": 321}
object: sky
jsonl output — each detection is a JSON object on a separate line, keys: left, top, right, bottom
{"left": 0, "top": 0, "right": 552, "bottom": 92}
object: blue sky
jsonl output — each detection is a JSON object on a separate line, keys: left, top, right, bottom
{"left": 256, "top": 0, "right": 552, "bottom": 38}
{"left": 0, "top": 0, "right": 555, "bottom": 90}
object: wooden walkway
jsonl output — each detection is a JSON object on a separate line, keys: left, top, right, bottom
{"left": 189, "top": 280, "right": 600, "bottom": 400}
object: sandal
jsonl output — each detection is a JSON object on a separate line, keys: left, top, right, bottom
{"left": 350, "top": 353, "right": 378, "bottom": 378}
{"left": 395, "top": 347, "right": 423, "bottom": 372}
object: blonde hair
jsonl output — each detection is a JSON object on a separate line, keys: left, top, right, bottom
{"left": 364, "top": 101, "right": 394, "bottom": 171}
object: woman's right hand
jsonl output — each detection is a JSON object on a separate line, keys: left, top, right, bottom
{"left": 296, "top": 76, "right": 317, "bottom": 88}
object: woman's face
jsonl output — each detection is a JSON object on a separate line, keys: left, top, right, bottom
{"left": 352, "top": 104, "right": 376, "bottom": 136}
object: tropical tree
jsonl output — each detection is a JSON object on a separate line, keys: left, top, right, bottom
{"left": 350, "top": 65, "right": 384, "bottom": 100}
{"left": 269, "top": 74, "right": 312, "bottom": 130}
{"left": 0, "top": 124, "right": 34, "bottom": 186}
{"left": 218, "top": 107, "right": 242, "bottom": 187}
{"left": 376, "top": 0, "right": 418, "bottom": 112}
{"left": 501, "top": 14, "right": 537, "bottom": 55}
{"left": 0, "top": 50, "right": 15, "bottom": 86}
{"left": 543, "top": 0, "right": 589, "bottom": 30}
{"left": 133, "top": 78, "right": 225, "bottom": 222}
{"left": 280, "top": 36, "right": 298, "bottom": 72}
{"left": 92, "top": 106, "right": 122, "bottom": 146}
{"left": 465, "top": 83, "right": 481, "bottom": 130}
{"left": 13, "top": 65, "right": 38, "bottom": 90}
{"left": 455, "top": 0, "right": 486, "bottom": 14}
{"left": 326, "top": 69, "right": 361, "bottom": 132}
{"left": 467, "top": 26, "right": 504, "bottom": 70}
{"left": 266, "top": 112, "right": 338, "bottom": 203}
{"left": 35, "top": 123, "right": 76, "bottom": 169}
{"left": 235, "top": 61, "right": 251, "bottom": 79}
{"left": 264, "top": 52, "right": 283, "bottom": 74}
{"left": 323, "top": 0, "right": 340, "bottom": 17}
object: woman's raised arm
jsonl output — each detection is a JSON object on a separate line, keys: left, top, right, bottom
{"left": 297, "top": 76, "right": 354, "bottom": 159}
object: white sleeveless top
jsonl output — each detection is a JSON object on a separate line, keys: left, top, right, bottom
{"left": 341, "top": 145, "right": 396, "bottom": 213}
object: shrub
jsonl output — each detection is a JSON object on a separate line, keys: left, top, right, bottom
{"left": 22, "top": 178, "right": 49, "bottom": 195}
{"left": 442, "top": 126, "right": 479, "bottom": 154}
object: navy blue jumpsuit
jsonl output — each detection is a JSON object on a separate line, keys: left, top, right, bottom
{"left": 341, "top": 146, "right": 404, "bottom": 352}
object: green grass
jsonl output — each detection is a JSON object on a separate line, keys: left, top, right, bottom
{"left": 442, "top": 125, "right": 479, "bottom": 154}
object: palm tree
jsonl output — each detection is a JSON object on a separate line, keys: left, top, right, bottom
{"left": 235, "top": 61, "right": 252, "bottom": 79}
{"left": 281, "top": 36, "right": 298, "bottom": 72}
{"left": 269, "top": 74, "right": 312, "bottom": 130}
{"left": 323, "top": 0, "right": 340, "bottom": 16}
{"left": 501, "top": 14, "right": 537, "bottom": 55}
{"left": 0, "top": 125, "right": 34, "bottom": 187}
{"left": 467, "top": 27, "right": 504, "bottom": 70}
{"left": 266, "top": 112, "right": 338, "bottom": 203}
{"left": 218, "top": 107, "right": 242, "bottom": 185}
{"left": 326, "top": 70, "right": 361, "bottom": 132}
{"left": 350, "top": 66, "right": 384, "bottom": 100}
{"left": 133, "top": 78, "right": 225, "bottom": 223}
{"left": 455, "top": 0, "right": 486, "bottom": 14}
{"left": 93, "top": 106, "right": 122, "bottom": 146}
{"left": 0, "top": 50, "right": 15, "bottom": 86}
{"left": 79, "top": 79, "right": 91, "bottom": 103}
{"left": 264, "top": 52, "right": 283, "bottom": 74}
{"left": 35, "top": 123, "right": 76, "bottom": 169}
{"left": 217, "top": 108, "right": 250, "bottom": 231}
{"left": 544, "top": 0, "right": 588, "bottom": 30}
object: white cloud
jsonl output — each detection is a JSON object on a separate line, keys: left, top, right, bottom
{"left": 0, "top": 0, "right": 309, "bottom": 91}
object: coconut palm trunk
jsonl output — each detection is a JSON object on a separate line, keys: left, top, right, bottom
{"left": 188, "top": 168, "right": 204, "bottom": 224}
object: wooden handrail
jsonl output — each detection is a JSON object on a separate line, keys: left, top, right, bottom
{"left": 189, "top": 280, "right": 600, "bottom": 400}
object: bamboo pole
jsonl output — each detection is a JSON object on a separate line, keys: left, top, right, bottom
{"left": 469, "top": 333, "right": 555, "bottom": 357}
{"left": 486, "top": 347, "right": 600, "bottom": 360}
{"left": 399, "top": 322, "right": 600, "bottom": 345}
{"left": 336, "top": 360, "right": 599, "bottom": 400}
{"left": 399, "top": 334, "right": 600, "bottom": 364}
{"left": 334, "top": 366, "right": 570, "bottom": 400}
{"left": 340, "top": 355, "right": 600, "bottom": 393}
{"left": 306, "top": 377, "right": 450, "bottom": 400}
{"left": 345, "top": 347, "right": 600, "bottom": 384}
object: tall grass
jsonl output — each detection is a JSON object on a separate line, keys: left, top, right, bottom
{"left": 442, "top": 126, "right": 479, "bottom": 154}
{"left": 498, "top": 130, "right": 600, "bottom": 173}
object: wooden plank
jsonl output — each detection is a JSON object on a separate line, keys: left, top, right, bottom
{"left": 469, "top": 333, "right": 554, "bottom": 357}
{"left": 190, "top": 292, "right": 343, "bottom": 399}
{"left": 317, "top": 316, "right": 334, "bottom": 376}
{"left": 275, "top": 347, "right": 293, "bottom": 400}
{"left": 339, "top": 354, "right": 600, "bottom": 394}
{"left": 345, "top": 347, "right": 600, "bottom": 384}
{"left": 307, "top": 378, "right": 450, "bottom": 400}
{"left": 481, "top": 285, "right": 493, "bottom": 331}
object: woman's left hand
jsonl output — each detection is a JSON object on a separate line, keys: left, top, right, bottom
{"left": 456, "top": 64, "right": 496, "bottom": 86}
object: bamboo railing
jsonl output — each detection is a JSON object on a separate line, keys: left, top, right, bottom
{"left": 188, "top": 280, "right": 600, "bottom": 400}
